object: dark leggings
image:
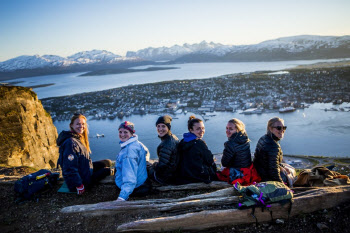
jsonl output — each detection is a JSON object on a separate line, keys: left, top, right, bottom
{"left": 91, "top": 159, "right": 112, "bottom": 185}
{"left": 116, "top": 178, "right": 152, "bottom": 199}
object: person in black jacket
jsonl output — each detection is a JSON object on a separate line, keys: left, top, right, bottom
{"left": 253, "top": 117, "right": 287, "bottom": 183}
{"left": 176, "top": 115, "right": 217, "bottom": 184}
{"left": 147, "top": 115, "right": 179, "bottom": 185}
{"left": 221, "top": 118, "right": 252, "bottom": 170}
{"left": 57, "top": 113, "right": 113, "bottom": 194}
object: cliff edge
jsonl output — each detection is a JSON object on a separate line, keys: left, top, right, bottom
{"left": 0, "top": 86, "right": 58, "bottom": 168}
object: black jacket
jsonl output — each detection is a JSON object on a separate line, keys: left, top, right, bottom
{"left": 153, "top": 133, "right": 179, "bottom": 183}
{"left": 57, "top": 131, "right": 93, "bottom": 191}
{"left": 253, "top": 132, "right": 283, "bottom": 182}
{"left": 221, "top": 131, "right": 252, "bottom": 169}
{"left": 176, "top": 137, "right": 217, "bottom": 184}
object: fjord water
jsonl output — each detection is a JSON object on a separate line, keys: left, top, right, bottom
{"left": 9, "top": 59, "right": 348, "bottom": 99}
{"left": 10, "top": 59, "right": 349, "bottom": 159}
{"left": 54, "top": 102, "right": 350, "bottom": 161}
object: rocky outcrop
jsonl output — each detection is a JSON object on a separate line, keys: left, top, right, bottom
{"left": 0, "top": 86, "right": 58, "bottom": 169}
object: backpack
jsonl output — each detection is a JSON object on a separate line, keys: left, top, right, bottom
{"left": 234, "top": 181, "right": 294, "bottom": 224}
{"left": 14, "top": 169, "right": 60, "bottom": 202}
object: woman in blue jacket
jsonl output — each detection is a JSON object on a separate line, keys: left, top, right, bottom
{"left": 57, "top": 113, "right": 113, "bottom": 195}
{"left": 176, "top": 115, "right": 217, "bottom": 184}
{"left": 115, "top": 121, "right": 150, "bottom": 201}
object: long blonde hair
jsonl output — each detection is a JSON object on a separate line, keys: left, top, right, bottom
{"left": 69, "top": 113, "right": 91, "bottom": 154}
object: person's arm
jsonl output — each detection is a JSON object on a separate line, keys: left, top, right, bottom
{"left": 61, "top": 140, "right": 83, "bottom": 191}
{"left": 199, "top": 140, "right": 215, "bottom": 166}
{"left": 156, "top": 142, "right": 174, "bottom": 172}
{"left": 118, "top": 147, "right": 139, "bottom": 200}
{"left": 221, "top": 141, "right": 236, "bottom": 167}
{"left": 267, "top": 146, "right": 283, "bottom": 182}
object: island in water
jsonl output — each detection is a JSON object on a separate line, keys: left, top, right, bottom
{"left": 79, "top": 66, "right": 179, "bottom": 76}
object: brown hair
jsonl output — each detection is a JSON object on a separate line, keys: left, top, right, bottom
{"left": 187, "top": 115, "right": 203, "bottom": 131}
{"left": 267, "top": 117, "right": 284, "bottom": 134}
{"left": 228, "top": 118, "right": 246, "bottom": 134}
{"left": 69, "top": 113, "right": 91, "bottom": 154}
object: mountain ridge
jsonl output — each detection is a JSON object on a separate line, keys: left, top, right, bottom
{"left": 0, "top": 35, "right": 349, "bottom": 79}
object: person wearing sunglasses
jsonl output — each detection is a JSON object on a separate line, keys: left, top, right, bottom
{"left": 253, "top": 117, "right": 288, "bottom": 183}
{"left": 57, "top": 113, "right": 113, "bottom": 195}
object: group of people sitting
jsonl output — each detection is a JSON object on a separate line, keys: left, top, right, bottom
{"left": 57, "top": 113, "right": 290, "bottom": 201}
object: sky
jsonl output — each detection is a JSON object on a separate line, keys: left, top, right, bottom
{"left": 0, "top": 0, "right": 350, "bottom": 62}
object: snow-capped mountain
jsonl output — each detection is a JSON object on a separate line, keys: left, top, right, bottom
{"left": 126, "top": 35, "right": 350, "bottom": 62}
{"left": 67, "top": 49, "right": 122, "bottom": 64}
{"left": 126, "top": 41, "right": 232, "bottom": 61}
{"left": 0, "top": 55, "right": 74, "bottom": 71}
{"left": 0, "top": 50, "right": 139, "bottom": 72}
{"left": 1, "top": 35, "right": 349, "bottom": 73}
{"left": 249, "top": 35, "right": 350, "bottom": 52}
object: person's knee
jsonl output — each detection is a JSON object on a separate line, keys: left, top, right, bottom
{"left": 101, "top": 159, "right": 112, "bottom": 167}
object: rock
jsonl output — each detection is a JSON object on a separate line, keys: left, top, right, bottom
{"left": 0, "top": 86, "right": 58, "bottom": 169}
{"left": 276, "top": 219, "right": 285, "bottom": 224}
{"left": 316, "top": 223, "right": 329, "bottom": 230}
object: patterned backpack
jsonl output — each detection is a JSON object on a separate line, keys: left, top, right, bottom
{"left": 234, "top": 181, "right": 294, "bottom": 224}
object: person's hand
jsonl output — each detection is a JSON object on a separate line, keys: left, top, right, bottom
{"left": 76, "top": 184, "right": 85, "bottom": 195}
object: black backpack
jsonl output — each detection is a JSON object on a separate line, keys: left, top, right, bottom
{"left": 14, "top": 169, "right": 60, "bottom": 201}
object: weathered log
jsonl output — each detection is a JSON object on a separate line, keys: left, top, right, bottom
{"left": 99, "top": 176, "right": 231, "bottom": 191}
{"left": 155, "top": 181, "right": 231, "bottom": 191}
{"left": 62, "top": 196, "right": 240, "bottom": 216}
{"left": 117, "top": 185, "right": 350, "bottom": 232}
{"left": 61, "top": 188, "right": 238, "bottom": 216}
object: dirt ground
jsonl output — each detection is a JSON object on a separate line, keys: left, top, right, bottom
{"left": 1, "top": 166, "right": 350, "bottom": 233}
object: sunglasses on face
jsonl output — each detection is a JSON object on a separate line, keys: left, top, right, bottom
{"left": 272, "top": 126, "right": 287, "bottom": 131}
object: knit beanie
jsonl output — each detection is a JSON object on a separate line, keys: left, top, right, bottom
{"left": 118, "top": 121, "right": 135, "bottom": 134}
{"left": 155, "top": 115, "right": 172, "bottom": 130}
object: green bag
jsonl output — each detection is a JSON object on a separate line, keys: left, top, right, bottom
{"left": 234, "top": 181, "right": 294, "bottom": 208}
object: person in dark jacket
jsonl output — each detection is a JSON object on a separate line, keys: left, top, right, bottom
{"left": 221, "top": 118, "right": 252, "bottom": 170}
{"left": 176, "top": 115, "right": 217, "bottom": 184}
{"left": 57, "top": 113, "right": 113, "bottom": 195}
{"left": 148, "top": 115, "right": 179, "bottom": 185}
{"left": 253, "top": 117, "right": 287, "bottom": 183}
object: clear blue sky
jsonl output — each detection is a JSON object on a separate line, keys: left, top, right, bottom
{"left": 0, "top": 0, "right": 349, "bottom": 61}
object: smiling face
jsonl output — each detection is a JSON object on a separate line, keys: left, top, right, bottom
{"left": 70, "top": 117, "right": 86, "bottom": 135}
{"left": 190, "top": 122, "right": 205, "bottom": 139}
{"left": 226, "top": 122, "right": 237, "bottom": 138}
{"left": 119, "top": 128, "right": 133, "bottom": 142}
{"left": 157, "top": 123, "right": 169, "bottom": 137}
{"left": 270, "top": 121, "right": 286, "bottom": 139}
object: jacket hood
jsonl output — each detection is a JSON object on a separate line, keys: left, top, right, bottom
{"left": 183, "top": 132, "right": 197, "bottom": 142}
{"left": 229, "top": 131, "right": 249, "bottom": 144}
{"left": 57, "top": 130, "right": 80, "bottom": 146}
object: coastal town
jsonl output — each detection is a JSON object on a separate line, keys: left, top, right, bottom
{"left": 41, "top": 66, "right": 350, "bottom": 121}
